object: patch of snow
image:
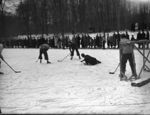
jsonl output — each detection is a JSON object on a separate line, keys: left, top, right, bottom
{"left": 0, "top": 49, "right": 150, "bottom": 114}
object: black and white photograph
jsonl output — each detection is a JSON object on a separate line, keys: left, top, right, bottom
{"left": 0, "top": 0, "right": 150, "bottom": 114}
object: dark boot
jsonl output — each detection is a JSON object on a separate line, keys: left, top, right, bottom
{"left": 0, "top": 72, "right": 4, "bottom": 74}
{"left": 131, "top": 68, "right": 138, "bottom": 80}
{"left": 129, "top": 73, "right": 138, "bottom": 81}
{"left": 119, "top": 72, "right": 127, "bottom": 81}
{"left": 40, "top": 59, "right": 42, "bottom": 63}
{"left": 47, "top": 60, "right": 51, "bottom": 64}
{"left": 70, "top": 56, "right": 73, "bottom": 60}
{"left": 97, "top": 60, "right": 101, "bottom": 64}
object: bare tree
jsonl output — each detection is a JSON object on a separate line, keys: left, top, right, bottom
{"left": 0, "top": 0, "right": 6, "bottom": 39}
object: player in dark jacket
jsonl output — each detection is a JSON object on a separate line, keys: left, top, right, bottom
{"left": 69, "top": 35, "right": 81, "bottom": 60}
{"left": 38, "top": 43, "right": 51, "bottom": 64}
{"left": 81, "top": 53, "right": 101, "bottom": 65}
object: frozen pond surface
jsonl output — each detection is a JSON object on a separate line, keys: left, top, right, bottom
{"left": 0, "top": 49, "right": 150, "bottom": 114}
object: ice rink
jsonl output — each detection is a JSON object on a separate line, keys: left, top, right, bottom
{"left": 0, "top": 48, "right": 150, "bottom": 114}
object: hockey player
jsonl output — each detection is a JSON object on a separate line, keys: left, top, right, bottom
{"left": 119, "top": 34, "right": 137, "bottom": 81}
{"left": 69, "top": 34, "right": 81, "bottom": 60}
{"left": 0, "top": 42, "right": 4, "bottom": 74}
{"left": 38, "top": 43, "right": 51, "bottom": 64}
{"left": 81, "top": 53, "right": 101, "bottom": 65}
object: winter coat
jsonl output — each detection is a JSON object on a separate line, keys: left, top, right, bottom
{"left": 137, "top": 32, "right": 142, "bottom": 40}
{"left": 141, "top": 32, "right": 146, "bottom": 40}
{"left": 68, "top": 41, "right": 78, "bottom": 50}
{"left": 82, "top": 55, "right": 100, "bottom": 65}
{"left": 120, "top": 39, "right": 133, "bottom": 54}
{"left": 39, "top": 44, "right": 49, "bottom": 51}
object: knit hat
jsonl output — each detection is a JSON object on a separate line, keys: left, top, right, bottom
{"left": 81, "top": 53, "right": 85, "bottom": 57}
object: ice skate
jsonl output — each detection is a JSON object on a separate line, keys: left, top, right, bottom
{"left": 119, "top": 73, "right": 128, "bottom": 81}
{"left": 0, "top": 72, "right": 4, "bottom": 74}
{"left": 47, "top": 61, "right": 51, "bottom": 64}
{"left": 129, "top": 74, "right": 138, "bottom": 81}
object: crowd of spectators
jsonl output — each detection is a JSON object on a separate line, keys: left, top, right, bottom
{"left": 2, "top": 30, "right": 150, "bottom": 49}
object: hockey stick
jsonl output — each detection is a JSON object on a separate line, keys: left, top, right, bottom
{"left": 2, "top": 59, "right": 21, "bottom": 73}
{"left": 109, "top": 63, "right": 120, "bottom": 74}
{"left": 57, "top": 53, "right": 70, "bottom": 62}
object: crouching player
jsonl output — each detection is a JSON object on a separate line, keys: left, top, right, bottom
{"left": 119, "top": 35, "right": 137, "bottom": 81}
{"left": 81, "top": 53, "right": 101, "bottom": 65}
{"left": 38, "top": 43, "right": 51, "bottom": 64}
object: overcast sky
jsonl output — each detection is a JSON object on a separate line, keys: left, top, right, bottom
{"left": 4, "top": 0, "right": 21, "bottom": 14}
{"left": 4, "top": 0, "right": 150, "bottom": 14}
{"left": 129, "top": 0, "right": 149, "bottom": 2}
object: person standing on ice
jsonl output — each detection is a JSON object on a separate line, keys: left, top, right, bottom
{"left": 38, "top": 43, "right": 51, "bottom": 64}
{"left": 69, "top": 34, "right": 81, "bottom": 60}
{"left": 81, "top": 53, "right": 101, "bottom": 65}
{"left": 119, "top": 34, "right": 137, "bottom": 81}
{"left": 0, "top": 42, "right": 4, "bottom": 74}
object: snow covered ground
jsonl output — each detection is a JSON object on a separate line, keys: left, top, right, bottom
{"left": 0, "top": 48, "right": 150, "bottom": 114}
